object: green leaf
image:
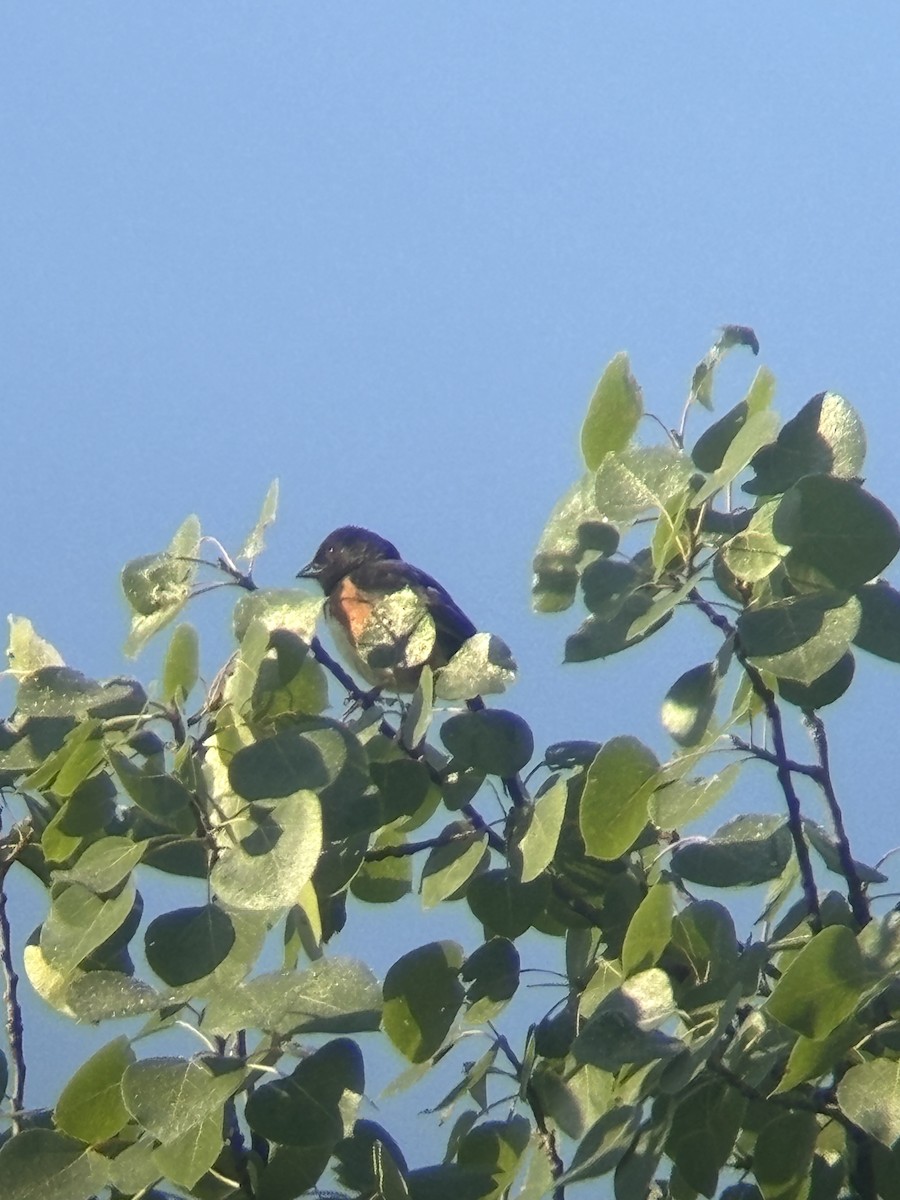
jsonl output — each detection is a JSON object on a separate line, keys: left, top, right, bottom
{"left": 0, "top": 1130, "right": 107, "bottom": 1200}
{"left": 738, "top": 591, "right": 861, "bottom": 685}
{"left": 334, "top": 1120, "right": 410, "bottom": 1197}
{"left": 513, "top": 776, "right": 567, "bottom": 883}
{"left": 144, "top": 904, "right": 236, "bottom": 986}
{"left": 255, "top": 1142, "right": 334, "bottom": 1200}
{"left": 572, "top": 969, "right": 682, "bottom": 1071}
{"left": 232, "top": 587, "right": 323, "bottom": 642}
{"left": 40, "top": 880, "right": 137, "bottom": 971}
{"left": 752, "top": 1110, "right": 818, "bottom": 1200}
{"left": 560, "top": 1106, "right": 643, "bottom": 1185}
{"left": 109, "top": 753, "right": 197, "bottom": 834}
{"left": 580, "top": 735, "right": 659, "bottom": 859}
{"left": 121, "top": 1055, "right": 246, "bottom": 1143}
{"left": 854, "top": 580, "right": 900, "bottom": 662}
{"left": 66, "top": 970, "right": 163, "bottom": 1022}
{"left": 383, "top": 942, "right": 465, "bottom": 1062}
{"left": 420, "top": 827, "right": 488, "bottom": 908}
{"left": 440, "top": 709, "right": 533, "bottom": 776}
{"left": 461, "top": 939, "right": 520, "bottom": 1023}
{"left": 210, "top": 791, "right": 322, "bottom": 912}
{"left": 836, "top": 1059, "right": 900, "bottom": 1147}
{"left": 122, "top": 514, "right": 202, "bottom": 656}
{"left": 161, "top": 622, "right": 199, "bottom": 705}
{"left": 773, "top": 475, "right": 900, "bottom": 590}
{"left": 688, "top": 324, "right": 760, "bottom": 412}
{"left": 467, "top": 869, "right": 549, "bottom": 939}
{"left": 580, "top": 352, "right": 643, "bottom": 470}
{"left": 228, "top": 721, "right": 367, "bottom": 802}
{"left": 672, "top": 814, "right": 793, "bottom": 887}
{"left": 803, "top": 818, "right": 886, "bottom": 884}
{"left": 239, "top": 478, "right": 280, "bottom": 561}
{"left": 532, "top": 475, "right": 614, "bottom": 614}
{"left": 691, "top": 365, "right": 776, "bottom": 473}
{"left": 622, "top": 883, "right": 673, "bottom": 976}
{"left": 666, "top": 1079, "right": 745, "bottom": 1198}
{"left": 746, "top": 391, "right": 866, "bottom": 496}
{"left": 6, "top": 615, "right": 64, "bottom": 675}
{"left": 774, "top": 1016, "right": 864, "bottom": 1093}
{"left": 246, "top": 1038, "right": 363, "bottom": 1147}
{"left": 55, "top": 1035, "right": 135, "bottom": 1142}
{"left": 722, "top": 500, "right": 789, "bottom": 583}
{"left": 351, "top": 831, "right": 413, "bottom": 903}
{"left": 17, "top": 667, "right": 146, "bottom": 720}
{"left": 661, "top": 662, "right": 719, "bottom": 747}
{"left": 777, "top": 651, "right": 855, "bottom": 709}
{"left": 456, "top": 1116, "right": 531, "bottom": 1191}
{"left": 766, "top": 925, "right": 869, "bottom": 1039}
{"left": 202, "top": 956, "right": 382, "bottom": 1037}
{"left": 649, "top": 763, "right": 741, "bottom": 830}
{"left": 691, "top": 408, "right": 780, "bottom": 506}
{"left": 434, "top": 633, "right": 517, "bottom": 700}
{"left": 54, "top": 837, "right": 145, "bottom": 894}
{"left": 594, "top": 444, "right": 695, "bottom": 524}
{"left": 153, "top": 1111, "right": 224, "bottom": 1190}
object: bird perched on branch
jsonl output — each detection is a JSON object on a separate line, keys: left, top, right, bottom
{"left": 297, "top": 526, "right": 478, "bottom": 692}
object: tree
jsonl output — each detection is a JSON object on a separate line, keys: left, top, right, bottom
{"left": 1, "top": 328, "right": 900, "bottom": 1199}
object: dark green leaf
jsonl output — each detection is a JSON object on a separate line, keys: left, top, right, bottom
{"left": 766, "top": 925, "right": 869, "bottom": 1039}
{"left": 778, "top": 652, "right": 855, "bottom": 709}
{"left": 745, "top": 391, "right": 866, "bottom": 495}
{"left": 0, "top": 1130, "right": 108, "bottom": 1200}
{"left": 752, "top": 1110, "right": 818, "bottom": 1200}
{"left": 461, "top": 938, "right": 520, "bottom": 1023}
{"left": 666, "top": 1079, "right": 745, "bottom": 1198}
{"left": 532, "top": 475, "right": 610, "bottom": 614}
{"left": 773, "top": 475, "right": 900, "bottom": 590}
{"left": 246, "top": 1038, "right": 363, "bottom": 1147}
{"left": 854, "top": 580, "right": 900, "bottom": 662}
{"left": 440, "top": 709, "right": 533, "bottom": 776}
{"left": 661, "top": 663, "right": 719, "bottom": 747}
{"left": 672, "top": 814, "right": 792, "bottom": 887}
{"left": 737, "top": 591, "right": 860, "bottom": 685}
{"left": 144, "top": 905, "right": 235, "bottom": 986}
{"left": 383, "top": 942, "right": 465, "bottom": 1062}
{"left": 420, "top": 827, "right": 488, "bottom": 908}
{"left": 467, "top": 869, "right": 549, "bottom": 939}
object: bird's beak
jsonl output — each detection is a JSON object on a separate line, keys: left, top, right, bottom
{"left": 296, "top": 561, "right": 318, "bottom": 580}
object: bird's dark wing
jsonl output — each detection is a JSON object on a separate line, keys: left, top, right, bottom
{"left": 352, "top": 559, "right": 477, "bottom": 658}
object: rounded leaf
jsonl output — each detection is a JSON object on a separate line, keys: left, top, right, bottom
{"left": 145, "top": 904, "right": 236, "bottom": 986}
{"left": 382, "top": 941, "right": 465, "bottom": 1062}
{"left": 440, "top": 709, "right": 533, "bottom": 777}
{"left": 773, "top": 474, "right": 900, "bottom": 590}
{"left": 55, "top": 1035, "right": 135, "bottom": 1142}
{"left": 580, "top": 352, "right": 643, "bottom": 470}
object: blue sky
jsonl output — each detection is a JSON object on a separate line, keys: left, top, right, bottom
{"left": 4, "top": 0, "right": 900, "bottom": 1175}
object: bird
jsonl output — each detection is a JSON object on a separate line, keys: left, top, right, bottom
{"left": 297, "top": 526, "right": 478, "bottom": 692}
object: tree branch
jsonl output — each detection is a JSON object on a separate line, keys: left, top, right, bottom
{"left": 0, "top": 824, "right": 33, "bottom": 1132}
{"left": 493, "top": 1031, "right": 565, "bottom": 1200}
{"left": 689, "top": 590, "right": 821, "bottom": 932}
{"left": 803, "top": 713, "right": 870, "bottom": 928}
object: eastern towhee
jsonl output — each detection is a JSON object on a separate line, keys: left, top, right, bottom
{"left": 297, "top": 526, "right": 478, "bottom": 692}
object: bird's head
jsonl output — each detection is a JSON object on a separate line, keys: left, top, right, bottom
{"left": 297, "top": 526, "right": 401, "bottom": 593}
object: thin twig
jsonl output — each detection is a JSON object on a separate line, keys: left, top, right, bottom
{"left": 709, "top": 1060, "right": 855, "bottom": 1132}
{"left": 0, "top": 824, "right": 33, "bottom": 1133}
{"left": 689, "top": 590, "right": 821, "bottom": 932}
{"left": 804, "top": 713, "right": 870, "bottom": 928}
{"left": 493, "top": 1031, "right": 565, "bottom": 1199}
